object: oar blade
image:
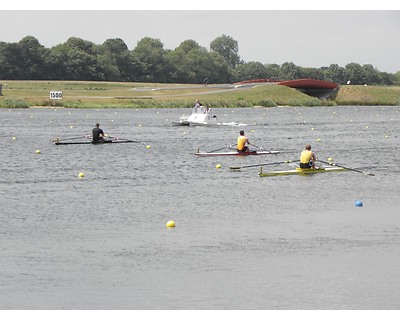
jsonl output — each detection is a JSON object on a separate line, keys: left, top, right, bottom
{"left": 318, "top": 160, "right": 374, "bottom": 176}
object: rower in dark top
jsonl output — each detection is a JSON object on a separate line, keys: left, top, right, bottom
{"left": 92, "top": 123, "right": 105, "bottom": 144}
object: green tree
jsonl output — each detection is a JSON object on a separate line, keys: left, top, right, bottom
{"left": 1, "top": 34, "right": 399, "bottom": 85}
{"left": 279, "top": 62, "right": 301, "bottom": 80}
{"left": 96, "top": 38, "right": 135, "bottom": 81}
{"left": 0, "top": 42, "right": 25, "bottom": 79}
{"left": 265, "top": 64, "right": 281, "bottom": 80}
{"left": 165, "top": 39, "right": 212, "bottom": 83}
{"left": 132, "top": 37, "right": 168, "bottom": 82}
{"left": 345, "top": 63, "right": 366, "bottom": 85}
{"left": 378, "top": 72, "right": 396, "bottom": 85}
{"left": 232, "top": 61, "right": 268, "bottom": 82}
{"left": 394, "top": 71, "right": 400, "bottom": 85}
{"left": 208, "top": 51, "right": 232, "bottom": 83}
{"left": 361, "top": 64, "right": 380, "bottom": 85}
{"left": 0, "top": 36, "right": 49, "bottom": 80}
{"left": 18, "top": 36, "right": 50, "bottom": 80}
{"left": 299, "top": 67, "right": 325, "bottom": 80}
{"left": 324, "top": 64, "right": 347, "bottom": 84}
{"left": 49, "top": 37, "right": 100, "bottom": 80}
{"left": 210, "top": 35, "right": 241, "bottom": 68}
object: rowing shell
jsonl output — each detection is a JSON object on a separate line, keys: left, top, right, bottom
{"left": 259, "top": 166, "right": 347, "bottom": 177}
{"left": 54, "top": 140, "right": 135, "bottom": 145}
{"left": 195, "top": 150, "right": 280, "bottom": 157}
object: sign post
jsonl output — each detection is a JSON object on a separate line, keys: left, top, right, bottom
{"left": 49, "top": 91, "right": 63, "bottom": 106}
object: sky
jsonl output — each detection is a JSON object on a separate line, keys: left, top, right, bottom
{"left": 1, "top": 2, "right": 399, "bottom": 73}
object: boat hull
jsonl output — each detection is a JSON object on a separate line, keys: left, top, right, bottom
{"left": 171, "top": 120, "right": 189, "bottom": 126}
{"left": 195, "top": 150, "right": 280, "bottom": 157}
{"left": 259, "top": 166, "right": 347, "bottom": 177}
{"left": 55, "top": 140, "right": 135, "bottom": 145}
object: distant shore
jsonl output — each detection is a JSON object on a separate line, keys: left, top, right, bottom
{"left": 1, "top": 80, "right": 399, "bottom": 108}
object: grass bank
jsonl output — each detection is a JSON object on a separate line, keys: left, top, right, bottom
{"left": 0, "top": 80, "right": 399, "bottom": 108}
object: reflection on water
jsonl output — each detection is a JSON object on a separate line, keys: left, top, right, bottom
{"left": 0, "top": 106, "right": 399, "bottom": 309}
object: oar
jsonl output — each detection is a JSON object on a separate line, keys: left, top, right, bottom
{"left": 318, "top": 160, "right": 375, "bottom": 176}
{"left": 109, "top": 136, "right": 145, "bottom": 144}
{"left": 250, "top": 143, "right": 263, "bottom": 150}
{"left": 230, "top": 159, "right": 299, "bottom": 170}
{"left": 206, "top": 144, "right": 237, "bottom": 153}
{"left": 52, "top": 135, "right": 90, "bottom": 142}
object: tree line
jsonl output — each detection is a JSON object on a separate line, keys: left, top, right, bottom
{"left": 0, "top": 34, "right": 399, "bottom": 85}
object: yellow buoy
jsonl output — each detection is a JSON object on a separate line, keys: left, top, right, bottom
{"left": 12, "top": 136, "right": 17, "bottom": 140}
{"left": 146, "top": 145, "right": 151, "bottom": 149}
{"left": 166, "top": 220, "right": 175, "bottom": 228}
{"left": 216, "top": 164, "right": 221, "bottom": 169}
{"left": 78, "top": 172, "right": 84, "bottom": 178}
{"left": 316, "top": 138, "right": 321, "bottom": 142}
{"left": 35, "top": 149, "right": 41, "bottom": 154}
{"left": 328, "top": 157, "right": 333, "bottom": 161}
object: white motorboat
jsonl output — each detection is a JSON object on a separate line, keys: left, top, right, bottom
{"left": 186, "top": 112, "right": 220, "bottom": 126}
{"left": 171, "top": 114, "right": 190, "bottom": 126}
{"left": 171, "top": 108, "right": 247, "bottom": 127}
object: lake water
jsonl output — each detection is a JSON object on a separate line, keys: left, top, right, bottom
{"left": 0, "top": 106, "right": 399, "bottom": 310}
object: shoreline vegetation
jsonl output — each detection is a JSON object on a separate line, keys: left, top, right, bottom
{"left": 0, "top": 80, "right": 399, "bottom": 108}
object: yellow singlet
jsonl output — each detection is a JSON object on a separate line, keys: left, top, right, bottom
{"left": 237, "top": 136, "right": 247, "bottom": 151}
{"left": 300, "top": 150, "right": 312, "bottom": 164}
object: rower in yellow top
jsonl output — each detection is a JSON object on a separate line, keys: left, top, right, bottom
{"left": 237, "top": 130, "right": 251, "bottom": 152}
{"left": 300, "top": 144, "right": 317, "bottom": 169}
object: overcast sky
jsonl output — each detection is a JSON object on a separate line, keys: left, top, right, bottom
{"left": 1, "top": 6, "right": 399, "bottom": 73}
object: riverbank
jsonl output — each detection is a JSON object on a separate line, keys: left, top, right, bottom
{"left": 0, "top": 80, "right": 399, "bottom": 108}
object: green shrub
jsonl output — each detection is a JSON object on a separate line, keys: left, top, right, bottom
{"left": 236, "top": 100, "right": 253, "bottom": 108}
{"left": 0, "top": 98, "right": 29, "bottom": 108}
{"left": 257, "top": 99, "right": 277, "bottom": 107}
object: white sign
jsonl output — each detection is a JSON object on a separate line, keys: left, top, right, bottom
{"left": 50, "top": 91, "right": 63, "bottom": 100}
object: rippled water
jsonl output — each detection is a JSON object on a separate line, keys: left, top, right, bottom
{"left": 0, "top": 106, "right": 399, "bottom": 309}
